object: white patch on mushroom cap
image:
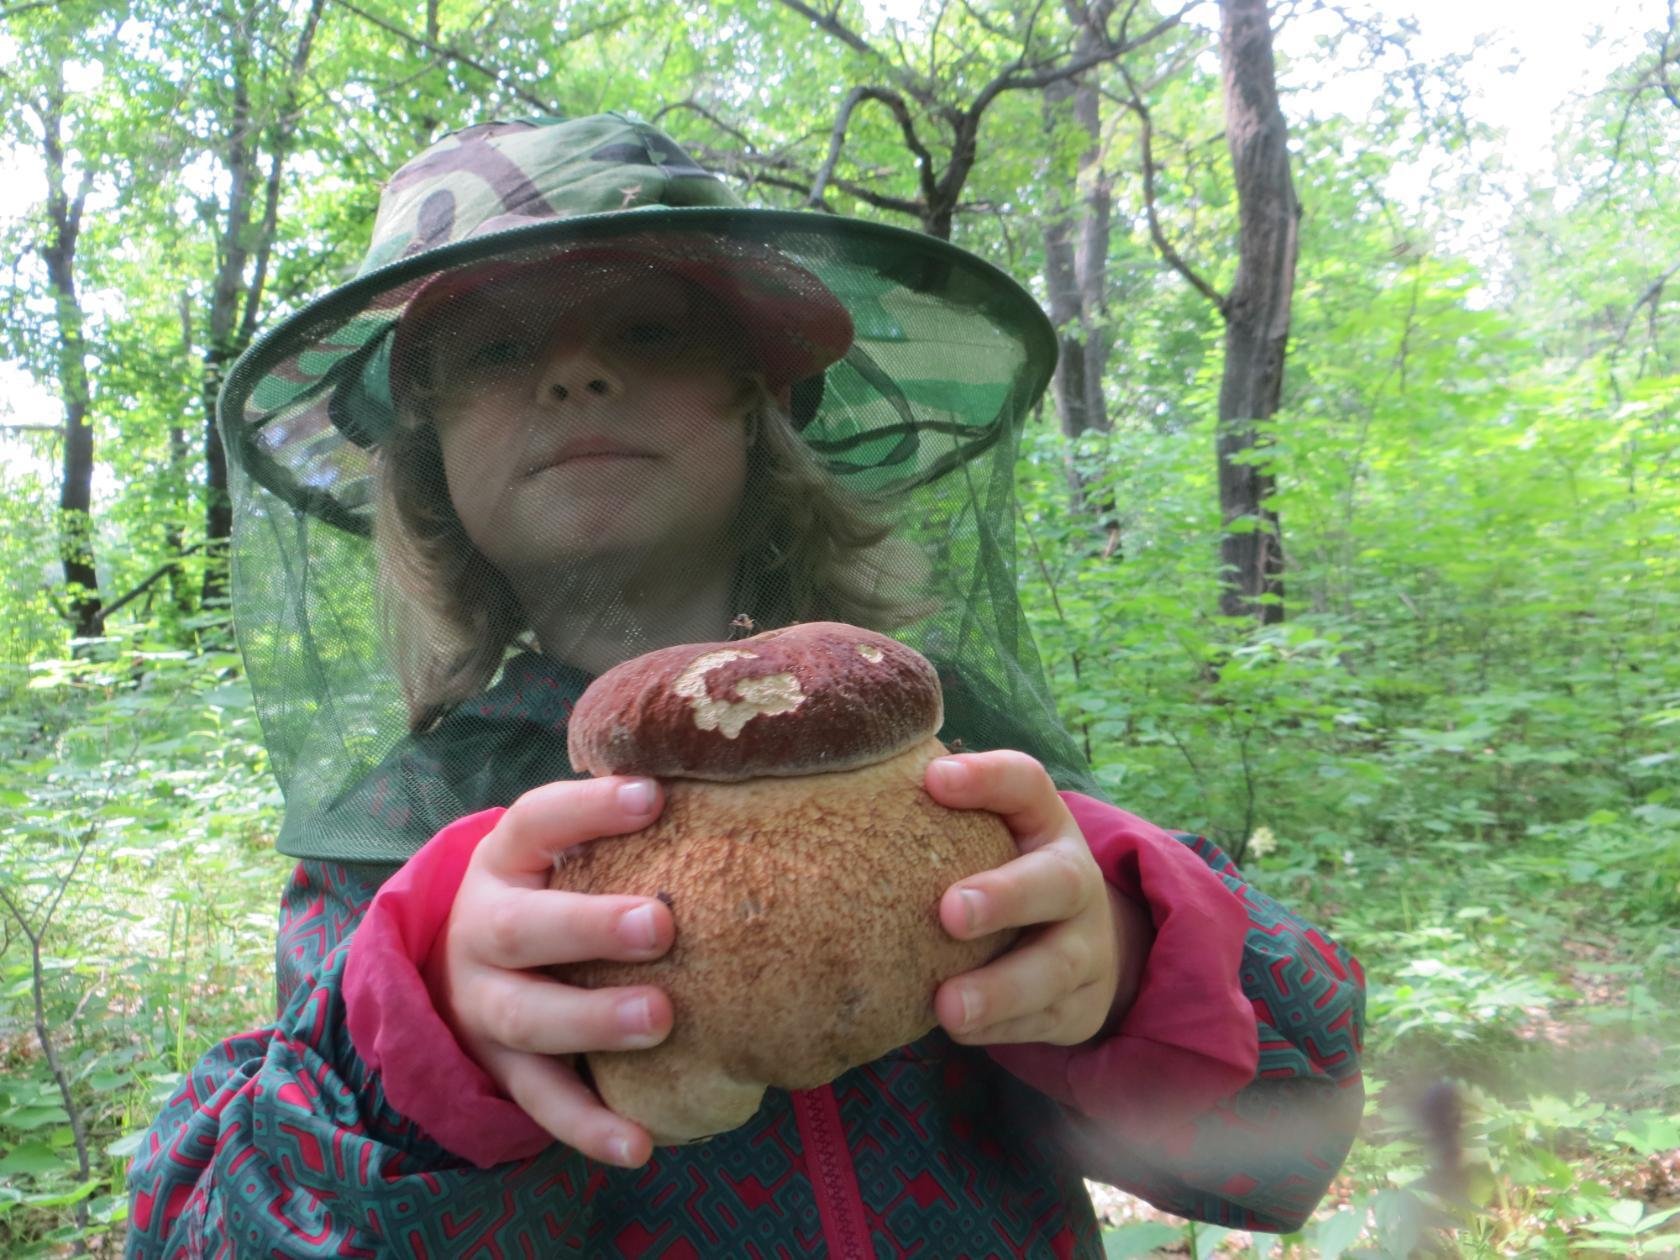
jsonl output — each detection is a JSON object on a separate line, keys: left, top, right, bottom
{"left": 673, "top": 649, "right": 806, "bottom": 739}
{"left": 857, "top": 644, "right": 884, "bottom": 662}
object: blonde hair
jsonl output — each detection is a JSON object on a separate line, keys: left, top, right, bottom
{"left": 373, "top": 383, "right": 929, "bottom": 732}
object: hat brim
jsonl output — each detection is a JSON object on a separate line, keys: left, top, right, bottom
{"left": 390, "top": 237, "right": 855, "bottom": 412}
{"left": 222, "top": 207, "right": 1056, "bottom": 537}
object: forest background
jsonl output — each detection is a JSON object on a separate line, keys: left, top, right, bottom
{"left": 1, "top": 0, "right": 1677, "bottom": 1254}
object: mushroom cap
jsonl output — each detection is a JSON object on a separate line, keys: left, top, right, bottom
{"left": 568, "top": 622, "right": 943, "bottom": 782}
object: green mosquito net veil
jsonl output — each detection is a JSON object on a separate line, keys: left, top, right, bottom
{"left": 220, "top": 113, "right": 1097, "bottom": 864}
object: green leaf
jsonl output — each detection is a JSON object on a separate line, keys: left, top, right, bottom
{"left": 1187, "top": 1224, "right": 1233, "bottom": 1258}
{"left": 105, "top": 1131, "right": 145, "bottom": 1160}
{"left": 0, "top": 1142, "right": 70, "bottom": 1178}
{"left": 19, "top": 1177, "right": 99, "bottom": 1209}
{"left": 1613, "top": 1113, "right": 1680, "bottom": 1155}
{"left": 1101, "top": 1221, "right": 1181, "bottom": 1258}
{"left": 1608, "top": 1198, "right": 1645, "bottom": 1227}
{"left": 201, "top": 683, "right": 254, "bottom": 710}
{"left": 3, "top": 1107, "right": 68, "bottom": 1132}
{"left": 1312, "top": 1208, "right": 1365, "bottom": 1260}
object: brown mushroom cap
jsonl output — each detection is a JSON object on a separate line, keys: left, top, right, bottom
{"left": 568, "top": 622, "right": 944, "bottom": 781}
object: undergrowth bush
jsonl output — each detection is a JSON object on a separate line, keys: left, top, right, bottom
{"left": 1012, "top": 354, "right": 1679, "bottom": 1255}
{"left": 0, "top": 627, "right": 278, "bottom": 1255}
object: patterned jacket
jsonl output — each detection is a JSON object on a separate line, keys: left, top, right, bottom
{"left": 126, "top": 789, "right": 1364, "bottom": 1258}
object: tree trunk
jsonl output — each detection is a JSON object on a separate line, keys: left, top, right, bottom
{"left": 199, "top": 0, "right": 325, "bottom": 607}
{"left": 1043, "top": 79, "right": 1112, "bottom": 440}
{"left": 1070, "top": 50, "right": 1112, "bottom": 437}
{"left": 198, "top": 1, "right": 254, "bottom": 608}
{"left": 1216, "top": 0, "right": 1296, "bottom": 621}
{"left": 1043, "top": 79, "right": 1094, "bottom": 440}
{"left": 170, "top": 293, "right": 195, "bottom": 618}
{"left": 39, "top": 79, "right": 102, "bottom": 638}
{"left": 1041, "top": 2, "right": 1119, "bottom": 552}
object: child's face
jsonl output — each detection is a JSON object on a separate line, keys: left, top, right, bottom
{"left": 419, "top": 265, "right": 755, "bottom": 584}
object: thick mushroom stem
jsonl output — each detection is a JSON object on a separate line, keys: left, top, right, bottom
{"left": 590, "top": 1057, "right": 766, "bottom": 1148}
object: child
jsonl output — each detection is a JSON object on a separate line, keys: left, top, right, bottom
{"left": 127, "top": 114, "right": 1365, "bottom": 1257}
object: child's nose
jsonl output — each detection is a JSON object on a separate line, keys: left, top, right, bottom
{"left": 534, "top": 339, "right": 622, "bottom": 406}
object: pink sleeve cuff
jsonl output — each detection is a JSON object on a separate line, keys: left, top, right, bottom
{"left": 343, "top": 808, "right": 553, "bottom": 1168}
{"left": 986, "top": 793, "right": 1257, "bottom": 1146}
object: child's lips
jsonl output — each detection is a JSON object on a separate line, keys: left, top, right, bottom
{"left": 526, "top": 438, "right": 658, "bottom": 475}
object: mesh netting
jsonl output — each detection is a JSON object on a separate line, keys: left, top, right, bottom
{"left": 220, "top": 115, "right": 1096, "bottom": 864}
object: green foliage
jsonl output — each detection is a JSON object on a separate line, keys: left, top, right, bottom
{"left": 0, "top": 629, "right": 279, "bottom": 1254}
{"left": 1020, "top": 25, "right": 1678, "bottom": 1252}
{"left": 2, "top": 1, "right": 1678, "bottom": 1254}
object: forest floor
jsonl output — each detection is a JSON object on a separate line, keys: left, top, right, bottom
{"left": 1090, "top": 907, "right": 1680, "bottom": 1258}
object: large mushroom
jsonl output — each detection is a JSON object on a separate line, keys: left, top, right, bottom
{"left": 551, "top": 621, "right": 1018, "bottom": 1144}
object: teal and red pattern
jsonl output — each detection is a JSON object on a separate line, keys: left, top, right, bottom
{"left": 1064, "top": 835, "right": 1366, "bottom": 1231}
{"left": 127, "top": 823, "right": 1362, "bottom": 1257}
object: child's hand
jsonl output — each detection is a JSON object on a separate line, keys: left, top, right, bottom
{"left": 431, "top": 776, "right": 674, "bottom": 1168}
{"left": 927, "top": 751, "right": 1145, "bottom": 1047}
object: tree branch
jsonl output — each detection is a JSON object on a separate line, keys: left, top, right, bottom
{"left": 927, "top": 0, "right": 954, "bottom": 75}
{"left": 774, "top": 0, "right": 888, "bottom": 65}
{"left": 68, "top": 166, "right": 92, "bottom": 242}
{"left": 956, "top": 0, "right": 1019, "bottom": 42}
{"left": 100, "top": 544, "right": 207, "bottom": 621}
{"left": 975, "top": 3, "right": 1191, "bottom": 108}
{"left": 1610, "top": 0, "right": 1680, "bottom": 173}
{"left": 773, "top": 0, "right": 1192, "bottom": 238}
{"left": 1661, "top": 0, "right": 1680, "bottom": 110}
{"left": 736, "top": 170, "right": 837, "bottom": 211}
{"left": 1017, "top": 0, "right": 1052, "bottom": 62}
{"left": 808, "top": 84, "right": 938, "bottom": 209}
{"left": 1119, "top": 67, "right": 1225, "bottom": 310}
{"left": 692, "top": 143, "right": 926, "bottom": 218}
{"left": 327, "top": 0, "right": 559, "bottom": 115}
{"left": 0, "top": 795, "right": 114, "bottom": 1235}
{"left": 1624, "top": 259, "right": 1680, "bottom": 335}
{"left": 774, "top": 0, "right": 944, "bottom": 111}
{"left": 239, "top": 0, "right": 326, "bottom": 347}
{"left": 652, "top": 98, "right": 758, "bottom": 149}
{"left": 0, "top": 0, "right": 67, "bottom": 17}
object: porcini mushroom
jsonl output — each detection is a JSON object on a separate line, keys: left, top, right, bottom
{"left": 552, "top": 621, "right": 1018, "bottom": 1144}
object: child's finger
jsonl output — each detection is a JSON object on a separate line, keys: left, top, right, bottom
{"left": 940, "top": 979, "right": 1113, "bottom": 1048}
{"left": 480, "top": 776, "right": 663, "bottom": 878}
{"left": 935, "top": 919, "right": 1102, "bottom": 1039}
{"left": 939, "top": 840, "right": 1094, "bottom": 940}
{"left": 457, "top": 968, "right": 672, "bottom": 1056}
{"left": 468, "top": 887, "right": 673, "bottom": 969}
{"left": 924, "top": 750, "right": 1069, "bottom": 850}
{"left": 480, "top": 1043, "right": 654, "bottom": 1167}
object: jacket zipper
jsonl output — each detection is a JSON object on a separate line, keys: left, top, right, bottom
{"left": 791, "top": 1086, "right": 874, "bottom": 1259}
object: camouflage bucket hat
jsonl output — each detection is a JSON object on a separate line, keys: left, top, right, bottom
{"left": 219, "top": 112, "right": 1057, "bottom": 537}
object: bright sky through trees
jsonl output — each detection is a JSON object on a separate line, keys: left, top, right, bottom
{"left": 0, "top": 0, "right": 1666, "bottom": 471}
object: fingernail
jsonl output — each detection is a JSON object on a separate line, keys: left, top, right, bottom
{"left": 617, "top": 778, "right": 657, "bottom": 815}
{"left": 958, "top": 887, "right": 986, "bottom": 934}
{"left": 930, "top": 758, "right": 968, "bottom": 793}
{"left": 621, "top": 904, "right": 660, "bottom": 951}
{"left": 609, "top": 1135, "right": 637, "bottom": 1166}
{"left": 618, "top": 995, "right": 654, "bottom": 1036}
{"left": 958, "top": 986, "right": 982, "bottom": 1030}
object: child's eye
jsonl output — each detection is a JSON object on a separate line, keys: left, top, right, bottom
{"left": 619, "top": 321, "right": 684, "bottom": 350}
{"left": 465, "top": 338, "right": 531, "bottom": 368}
